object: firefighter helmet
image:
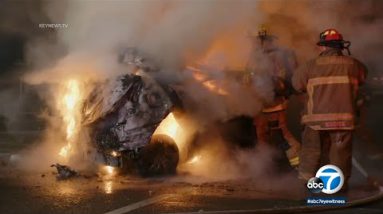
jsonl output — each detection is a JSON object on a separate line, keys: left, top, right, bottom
{"left": 317, "top": 28, "right": 351, "bottom": 54}
{"left": 258, "top": 24, "right": 268, "bottom": 38}
{"left": 248, "top": 24, "right": 277, "bottom": 40}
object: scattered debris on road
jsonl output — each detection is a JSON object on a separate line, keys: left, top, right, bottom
{"left": 50, "top": 163, "right": 78, "bottom": 180}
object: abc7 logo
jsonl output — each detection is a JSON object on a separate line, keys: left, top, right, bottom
{"left": 307, "top": 177, "right": 324, "bottom": 193}
{"left": 307, "top": 165, "right": 344, "bottom": 194}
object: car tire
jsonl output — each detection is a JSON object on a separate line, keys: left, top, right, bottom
{"left": 137, "top": 134, "right": 179, "bottom": 176}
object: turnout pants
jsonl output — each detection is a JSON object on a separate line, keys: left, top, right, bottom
{"left": 255, "top": 110, "right": 300, "bottom": 148}
{"left": 299, "top": 126, "right": 353, "bottom": 181}
{"left": 254, "top": 110, "right": 301, "bottom": 166}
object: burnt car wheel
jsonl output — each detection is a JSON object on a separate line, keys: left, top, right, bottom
{"left": 137, "top": 134, "right": 179, "bottom": 176}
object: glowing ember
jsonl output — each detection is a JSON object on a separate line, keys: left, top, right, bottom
{"left": 187, "top": 155, "right": 202, "bottom": 164}
{"left": 104, "top": 181, "right": 113, "bottom": 194}
{"left": 111, "top": 151, "right": 118, "bottom": 157}
{"left": 202, "top": 80, "right": 228, "bottom": 95}
{"left": 188, "top": 65, "right": 228, "bottom": 96}
{"left": 58, "top": 79, "right": 82, "bottom": 159}
{"left": 188, "top": 66, "right": 208, "bottom": 81}
{"left": 104, "top": 165, "right": 116, "bottom": 175}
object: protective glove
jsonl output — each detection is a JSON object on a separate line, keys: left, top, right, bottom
{"left": 286, "top": 145, "right": 300, "bottom": 168}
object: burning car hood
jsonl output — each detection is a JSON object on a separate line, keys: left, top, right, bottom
{"left": 82, "top": 71, "right": 172, "bottom": 125}
{"left": 81, "top": 71, "right": 174, "bottom": 150}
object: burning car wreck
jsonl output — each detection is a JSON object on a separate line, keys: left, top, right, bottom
{"left": 76, "top": 48, "right": 258, "bottom": 177}
{"left": 80, "top": 49, "right": 183, "bottom": 176}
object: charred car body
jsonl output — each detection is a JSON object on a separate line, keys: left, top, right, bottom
{"left": 81, "top": 48, "right": 182, "bottom": 176}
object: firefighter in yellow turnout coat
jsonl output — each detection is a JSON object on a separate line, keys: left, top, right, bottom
{"left": 292, "top": 29, "right": 368, "bottom": 187}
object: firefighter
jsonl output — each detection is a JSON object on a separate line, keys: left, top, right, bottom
{"left": 292, "top": 29, "right": 368, "bottom": 188}
{"left": 247, "top": 25, "right": 301, "bottom": 168}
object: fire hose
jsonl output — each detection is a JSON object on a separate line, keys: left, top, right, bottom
{"left": 352, "top": 156, "right": 383, "bottom": 190}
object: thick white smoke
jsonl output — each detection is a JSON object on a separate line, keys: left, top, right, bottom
{"left": 258, "top": 0, "right": 383, "bottom": 69}
{"left": 52, "top": 1, "right": 257, "bottom": 68}
{"left": 24, "top": 0, "right": 270, "bottom": 121}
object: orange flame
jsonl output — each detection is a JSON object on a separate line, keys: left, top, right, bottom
{"left": 188, "top": 66, "right": 228, "bottom": 95}
{"left": 187, "top": 155, "right": 202, "bottom": 164}
{"left": 58, "top": 80, "right": 82, "bottom": 159}
{"left": 153, "top": 113, "right": 180, "bottom": 140}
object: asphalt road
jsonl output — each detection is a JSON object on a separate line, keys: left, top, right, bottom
{"left": 1, "top": 164, "right": 383, "bottom": 214}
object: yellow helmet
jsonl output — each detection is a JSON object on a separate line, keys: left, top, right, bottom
{"left": 248, "top": 24, "right": 276, "bottom": 40}
{"left": 258, "top": 24, "right": 268, "bottom": 38}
